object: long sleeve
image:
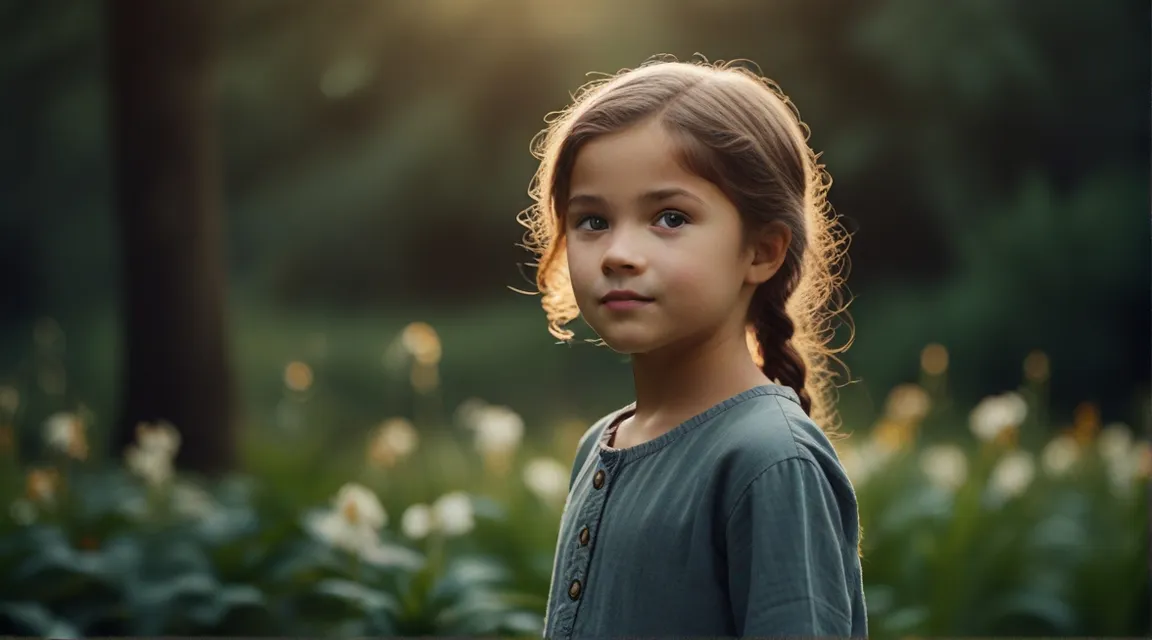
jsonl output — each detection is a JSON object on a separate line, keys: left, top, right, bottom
{"left": 725, "top": 456, "right": 862, "bottom": 637}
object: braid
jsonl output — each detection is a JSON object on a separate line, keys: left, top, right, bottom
{"left": 752, "top": 282, "right": 813, "bottom": 416}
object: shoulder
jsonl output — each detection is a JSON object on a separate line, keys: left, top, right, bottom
{"left": 708, "top": 385, "right": 834, "bottom": 469}
{"left": 705, "top": 386, "right": 854, "bottom": 515}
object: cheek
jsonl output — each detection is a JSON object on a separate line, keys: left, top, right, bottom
{"left": 659, "top": 255, "right": 744, "bottom": 312}
{"left": 564, "top": 245, "right": 598, "bottom": 296}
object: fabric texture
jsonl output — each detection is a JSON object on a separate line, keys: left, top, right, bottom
{"left": 542, "top": 384, "right": 868, "bottom": 638}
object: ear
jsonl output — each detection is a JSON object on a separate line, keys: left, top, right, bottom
{"left": 744, "top": 221, "right": 791, "bottom": 286}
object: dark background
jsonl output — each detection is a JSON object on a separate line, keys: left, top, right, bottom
{"left": 0, "top": 2, "right": 1148, "bottom": 638}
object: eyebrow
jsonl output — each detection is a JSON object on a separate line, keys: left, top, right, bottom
{"left": 567, "top": 187, "right": 704, "bottom": 208}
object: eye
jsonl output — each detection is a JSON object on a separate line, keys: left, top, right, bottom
{"left": 575, "top": 215, "right": 609, "bottom": 231}
{"left": 654, "top": 210, "right": 689, "bottom": 229}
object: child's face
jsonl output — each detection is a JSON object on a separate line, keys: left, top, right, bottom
{"left": 564, "top": 119, "right": 758, "bottom": 355}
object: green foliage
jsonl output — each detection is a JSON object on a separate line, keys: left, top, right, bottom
{"left": 0, "top": 468, "right": 543, "bottom": 637}
{"left": 848, "top": 169, "right": 1151, "bottom": 414}
{"left": 856, "top": 445, "right": 1147, "bottom": 637}
{"left": 2, "top": 381, "right": 1147, "bottom": 638}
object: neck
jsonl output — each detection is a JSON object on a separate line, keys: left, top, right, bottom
{"left": 628, "top": 322, "right": 771, "bottom": 433}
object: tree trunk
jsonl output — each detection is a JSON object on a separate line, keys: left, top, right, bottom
{"left": 106, "top": 0, "right": 236, "bottom": 474}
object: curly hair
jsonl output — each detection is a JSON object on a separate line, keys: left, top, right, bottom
{"left": 517, "top": 57, "right": 852, "bottom": 434}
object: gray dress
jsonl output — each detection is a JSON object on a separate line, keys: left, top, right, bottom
{"left": 543, "top": 385, "right": 868, "bottom": 638}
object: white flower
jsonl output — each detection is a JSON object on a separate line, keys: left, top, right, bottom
{"left": 306, "top": 482, "right": 387, "bottom": 557}
{"left": 126, "top": 444, "right": 174, "bottom": 487}
{"left": 969, "top": 392, "right": 1028, "bottom": 442}
{"left": 523, "top": 457, "right": 569, "bottom": 504}
{"left": 401, "top": 503, "right": 433, "bottom": 540}
{"left": 836, "top": 444, "right": 867, "bottom": 485}
{"left": 125, "top": 421, "right": 182, "bottom": 486}
{"left": 43, "top": 411, "right": 88, "bottom": 460}
{"left": 334, "top": 483, "right": 386, "bottom": 530}
{"left": 432, "top": 491, "right": 475, "bottom": 536}
{"left": 307, "top": 510, "right": 382, "bottom": 558}
{"left": 919, "top": 444, "right": 968, "bottom": 491}
{"left": 25, "top": 468, "right": 59, "bottom": 504}
{"left": 136, "top": 421, "right": 181, "bottom": 457}
{"left": 368, "top": 418, "right": 419, "bottom": 468}
{"left": 1094, "top": 424, "right": 1148, "bottom": 495}
{"left": 172, "top": 482, "right": 218, "bottom": 519}
{"left": 1041, "top": 434, "right": 1080, "bottom": 477}
{"left": 836, "top": 440, "right": 892, "bottom": 487}
{"left": 382, "top": 419, "right": 418, "bottom": 456}
{"left": 884, "top": 384, "right": 931, "bottom": 423}
{"left": 988, "top": 451, "right": 1035, "bottom": 501}
{"left": 400, "top": 322, "right": 442, "bottom": 366}
{"left": 455, "top": 398, "right": 488, "bottom": 429}
{"left": 472, "top": 406, "right": 524, "bottom": 455}
{"left": 303, "top": 483, "right": 423, "bottom": 569}
{"left": 1097, "top": 423, "right": 1133, "bottom": 464}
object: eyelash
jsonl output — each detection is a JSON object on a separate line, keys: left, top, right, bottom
{"left": 574, "top": 210, "right": 690, "bottom": 231}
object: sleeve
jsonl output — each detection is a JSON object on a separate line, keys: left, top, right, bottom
{"left": 725, "top": 456, "right": 857, "bottom": 637}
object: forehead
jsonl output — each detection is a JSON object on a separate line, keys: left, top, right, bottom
{"left": 568, "top": 120, "right": 702, "bottom": 196}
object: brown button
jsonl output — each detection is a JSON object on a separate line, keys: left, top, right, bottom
{"left": 593, "top": 469, "right": 606, "bottom": 489}
{"left": 579, "top": 526, "right": 590, "bottom": 546}
{"left": 568, "top": 579, "right": 582, "bottom": 600}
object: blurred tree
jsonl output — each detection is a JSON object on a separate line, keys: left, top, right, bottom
{"left": 106, "top": 0, "right": 236, "bottom": 473}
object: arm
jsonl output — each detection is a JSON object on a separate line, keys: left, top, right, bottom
{"left": 725, "top": 457, "right": 859, "bottom": 637}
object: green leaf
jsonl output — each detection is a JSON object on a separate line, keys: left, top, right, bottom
{"left": 9, "top": 529, "right": 123, "bottom": 605}
{"left": 360, "top": 541, "right": 424, "bottom": 571}
{"left": 434, "top": 591, "right": 529, "bottom": 635}
{"left": 127, "top": 572, "right": 218, "bottom": 635}
{"left": 0, "top": 602, "right": 82, "bottom": 639}
{"left": 293, "top": 577, "right": 399, "bottom": 634}
{"left": 197, "top": 584, "right": 277, "bottom": 634}
{"left": 429, "top": 554, "right": 509, "bottom": 605}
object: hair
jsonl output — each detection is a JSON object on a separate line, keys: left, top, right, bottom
{"left": 517, "top": 56, "right": 852, "bottom": 434}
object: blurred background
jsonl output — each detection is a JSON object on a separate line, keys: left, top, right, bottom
{"left": 0, "top": 0, "right": 1148, "bottom": 637}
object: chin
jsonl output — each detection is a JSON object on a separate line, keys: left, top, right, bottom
{"left": 592, "top": 329, "right": 665, "bottom": 355}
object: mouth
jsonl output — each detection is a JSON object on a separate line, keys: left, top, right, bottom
{"left": 600, "top": 290, "right": 655, "bottom": 310}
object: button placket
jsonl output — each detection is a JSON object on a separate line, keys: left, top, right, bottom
{"left": 559, "top": 459, "right": 616, "bottom": 637}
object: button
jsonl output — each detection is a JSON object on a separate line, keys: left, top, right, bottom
{"left": 568, "top": 579, "right": 582, "bottom": 600}
{"left": 579, "top": 526, "right": 590, "bottom": 546}
{"left": 593, "top": 469, "right": 606, "bottom": 489}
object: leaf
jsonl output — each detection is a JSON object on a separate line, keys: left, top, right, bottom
{"left": 429, "top": 554, "right": 510, "bottom": 605}
{"left": 313, "top": 578, "right": 399, "bottom": 613}
{"left": 197, "top": 584, "right": 278, "bottom": 634}
{"left": 262, "top": 538, "right": 346, "bottom": 586}
{"left": 127, "top": 572, "right": 219, "bottom": 635}
{"left": 293, "top": 577, "right": 399, "bottom": 633}
{"left": 9, "top": 529, "right": 123, "bottom": 605}
{"left": 498, "top": 609, "right": 546, "bottom": 635}
{"left": 360, "top": 541, "right": 424, "bottom": 571}
{"left": 434, "top": 591, "right": 527, "bottom": 635}
{"left": 193, "top": 505, "right": 260, "bottom": 545}
{"left": 0, "top": 602, "right": 82, "bottom": 639}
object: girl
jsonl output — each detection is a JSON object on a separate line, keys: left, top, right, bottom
{"left": 519, "top": 58, "right": 865, "bottom": 638}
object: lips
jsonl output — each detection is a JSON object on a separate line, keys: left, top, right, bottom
{"left": 600, "top": 290, "right": 654, "bottom": 304}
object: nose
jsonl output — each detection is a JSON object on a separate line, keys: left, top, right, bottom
{"left": 600, "top": 229, "right": 647, "bottom": 275}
